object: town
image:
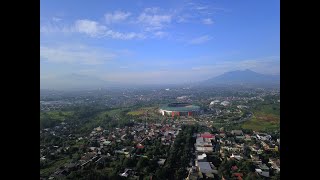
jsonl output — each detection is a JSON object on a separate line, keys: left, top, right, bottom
{"left": 40, "top": 87, "right": 280, "bottom": 180}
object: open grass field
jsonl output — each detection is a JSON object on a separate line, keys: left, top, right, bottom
{"left": 127, "top": 107, "right": 157, "bottom": 116}
{"left": 241, "top": 103, "right": 280, "bottom": 132}
{"left": 40, "top": 157, "right": 71, "bottom": 177}
{"left": 40, "top": 111, "right": 74, "bottom": 122}
{"left": 127, "top": 109, "right": 145, "bottom": 116}
{"left": 242, "top": 114, "right": 279, "bottom": 131}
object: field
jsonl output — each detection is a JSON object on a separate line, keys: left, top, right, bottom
{"left": 40, "top": 111, "right": 75, "bottom": 129}
{"left": 99, "top": 108, "right": 126, "bottom": 117}
{"left": 40, "top": 111, "right": 74, "bottom": 121}
{"left": 127, "top": 107, "right": 157, "bottom": 116}
{"left": 127, "top": 109, "right": 145, "bottom": 116}
{"left": 242, "top": 114, "right": 279, "bottom": 132}
{"left": 40, "top": 157, "right": 71, "bottom": 177}
{"left": 241, "top": 103, "right": 280, "bottom": 132}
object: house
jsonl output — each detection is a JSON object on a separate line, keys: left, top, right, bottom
{"left": 200, "top": 132, "right": 215, "bottom": 140}
{"left": 269, "top": 158, "right": 280, "bottom": 173}
{"left": 196, "top": 137, "right": 212, "bottom": 147}
{"left": 244, "top": 135, "right": 252, "bottom": 141}
{"left": 250, "top": 154, "right": 260, "bottom": 161}
{"left": 236, "top": 135, "right": 245, "bottom": 140}
{"left": 102, "top": 141, "right": 111, "bottom": 146}
{"left": 198, "top": 162, "right": 214, "bottom": 174}
{"left": 231, "top": 130, "right": 243, "bottom": 136}
{"left": 256, "top": 133, "right": 271, "bottom": 141}
{"left": 230, "top": 154, "right": 243, "bottom": 161}
{"left": 136, "top": 143, "right": 144, "bottom": 149}
{"left": 255, "top": 164, "right": 270, "bottom": 177}
{"left": 197, "top": 153, "right": 207, "bottom": 162}
{"left": 157, "top": 159, "right": 166, "bottom": 166}
{"left": 196, "top": 146, "right": 213, "bottom": 153}
{"left": 219, "top": 133, "right": 226, "bottom": 138}
{"left": 119, "top": 168, "right": 132, "bottom": 178}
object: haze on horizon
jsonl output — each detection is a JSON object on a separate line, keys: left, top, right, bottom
{"left": 40, "top": 0, "right": 279, "bottom": 90}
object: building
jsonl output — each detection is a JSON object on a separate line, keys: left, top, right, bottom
{"left": 221, "top": 101, "right": 230, "bottom": 106}
{"left": 231, "top": 130, "right": 244, "bottom": 136}
{"left": 159, "top": 103, "right": 201, "bottom": 117}
{"left": 198, "top": 162, "right": 214, "bottom": 174}
{"left": 255, "top": 164, "right": 270, "bottom": 177}
{"left": 256, "top": 133, "right": 272, "bottom": 141}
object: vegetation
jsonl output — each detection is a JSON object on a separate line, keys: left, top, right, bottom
{"left": 241, "top": 98, "right": 280, "bottom": 132}
{"left": 40, "top": 111, "right": 74, "bottom": 129}
{"left": 155, "top": 125, "right": 198, "bottom": 180}
{"left": 242, "top": 114, "right": 279, "bottom": 132}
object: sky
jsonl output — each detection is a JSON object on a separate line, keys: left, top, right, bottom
{"left": 40, "top": 0, "right": 280, "bottom": 89}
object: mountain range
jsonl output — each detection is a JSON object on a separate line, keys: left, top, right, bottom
{"left": 201, "top": 69, "right": 279, "bottom": 86}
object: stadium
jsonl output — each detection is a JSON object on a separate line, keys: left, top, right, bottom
{"left": 159, "top": 103, "right": 201, "bottom": 117}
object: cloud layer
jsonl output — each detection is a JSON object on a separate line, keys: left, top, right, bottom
{"left": 41, "top": 4, "right": 217, "bottom": 41}
{"left": 40, "top": 44, "right": 116, "bottom": 65}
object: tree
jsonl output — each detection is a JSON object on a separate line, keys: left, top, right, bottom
{"left": 174, "top": 168, "right": 186, "bottom": 180}
{"left": 136, "top": 157, "right": 148, "bottom": 170}
{"left": 155, "top": 168, "right": 168, "bottom": 179}
{"left": 123, "top": 158, "right": 136, "bottom": 168}
{"left": 259, "top": 153, "right": 270, "bottom": 164}
{"left": 271, "top": 172, "right": 280, "bottom": 180}
{"left": 245, "top": 172, "right": 263, "bottom": 180}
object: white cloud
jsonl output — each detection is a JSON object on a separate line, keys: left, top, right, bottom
{"left": 189, "top": 35, "right": 212, "bottom": 44}
{"left": 104, "top": 29, "right": 145, "bottom": 40}
{"left": 137, "top": 8, "right": 172, "bottom": 31}
{"left": 52, "top": 17, "right": 62, "bottom": 22}
{"left": 202, "top": 18, "right": 213, "bottom": 25}
{"left": 105, "top": 11, "right": 131, "bottom": 24}
{"left": 74, "top": 19, "right": 107, "bottom": 37}
{"left": 40, "top": 22, "right": 72, "bottom": 33}
{"left": 40, "top": 44, "right": 116, "bottom": 65}
{"left": 41, "top": 18, "right": 144, "bottom": 40}
{"left": 153, "top": 31, "right": 167, "bottom": 38}
{"left": 196, "top": 6, "right": 208, "bottom": 10}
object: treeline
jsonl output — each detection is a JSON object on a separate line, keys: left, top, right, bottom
{"left": 154, "top": 125, "right": 198, "bottom": 180}
{"left": 40, "top": 106, "right": 135, "bottom": 132}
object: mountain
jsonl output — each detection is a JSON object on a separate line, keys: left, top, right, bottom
{"left": 202, "top": 69, "right": 280, "bottom": 86}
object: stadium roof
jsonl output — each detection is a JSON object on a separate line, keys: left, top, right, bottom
{"left": 160, "top": 103, "right": 200, "bottom": 112}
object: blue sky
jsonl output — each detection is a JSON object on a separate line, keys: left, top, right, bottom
{"left": 40, "top": 0, "right": 279, "bottom": 88}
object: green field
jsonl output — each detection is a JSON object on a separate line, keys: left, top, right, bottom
{"left": 241, "top": 103, "right": 280, "bottom": 132}
{"left": 127, "top": 110, "right": 145, "bottom": 116}
{"left": 40, "top": 111, "right": 74, "bottom": 121}
{"left": 40, "top": 111, "right": 75, "bottom": 129}
{"left": 242, "top": 114, "right": 279, "bottom": 132}
{"left": 40, "top": 158, "right": 71, "bottom": 177}
{"left": 127, "top": 107, "right": 157, "bottom": 116}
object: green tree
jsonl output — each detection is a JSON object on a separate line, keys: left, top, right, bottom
{"left": 136, "top": 157, "right": 148, "bottom": 170}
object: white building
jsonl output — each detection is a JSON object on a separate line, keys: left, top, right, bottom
{"left": 221, "top": 101, "right": 230, "bottom": 106}
{"left": 209, "top": 100, "right": 220, "bottom": 106}
{"left": 255, "top": 164, "right": 270, "bottom": 177}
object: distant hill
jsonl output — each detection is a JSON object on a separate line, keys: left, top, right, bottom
{"left": 202, "top": 69, "right": 280, "bottom": 86}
